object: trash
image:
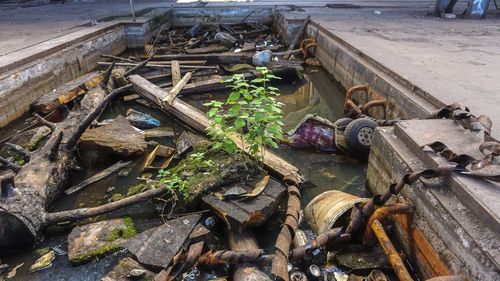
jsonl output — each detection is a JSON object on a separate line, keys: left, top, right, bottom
{"left": 252, "top": 50, "right": 273, "bottom": 66}
{"left": 126, "top": 108, "right": 160, "bottom": 129}
{"left": 128, "top": 269, "right": 148, "bottom": 279}
{"left": 6, "top": 263, "right": 23, "bottom": 279}
{"left": 290, "top": 270, "right": 308, "bottom": 281}
{"left": 51, "top": 246, "right": 67, "bottom": 256}
{"left": 29, "top": 250, "right": 55, "bottom": 272}
{"left": 214, "top": 32, "right": 238, "bottom": 47}
{"left": 285, "top": 114, "right": 337, "bottom": 152}
{"left": 141, "top": 145, "right": 176, "bottom": 171}
{"left": 343, "top": 118, "right": 378, "bottom": 155}
{"left": 335, "top": 245, "right": 390, "bottom": 271}
{"left": 79, "top": 115, "right": 147, "bottom": 156}
{"left": 374, "top": 10, "right": 382, "bottom": 15}
{"left": 308, "top": 264, "right": 321, "bottom": 279}
{"left": 366, "top": 269, "right": 389, "bottom": 281}
{"left": 186, "top": 23, "right": 203, "bottom": 38}
{"left": 204, "top": 216, "right": 216, "bottom": 228}
{"left": 304, "top": 190, "right": 369, "bottom": 234}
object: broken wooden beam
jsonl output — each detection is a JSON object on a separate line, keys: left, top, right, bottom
{"left": 185, "top": 45, "right": 229, "bottom": 54}
{"left": 45, "top": 185, "right": 168, "bottom": 225}
{"left": 146, "top": 53, "right": 254, "bottom": 64}
{"left": 170, "top": 60, "right": 181, "bottom": 86}
{"left": 0, "top": 84, "right": 133, "bottom": 252}
{"left": 98, "top": 62, "right": 214, "bottom": 70}
{"left": 162, "top": 72, "right": 192, "bottom": 105}
{"left": 128, "top": 75, "right": 302, "bottom": 181}
{"left": 64, "top": 160, "right": 132, "bottom": 195}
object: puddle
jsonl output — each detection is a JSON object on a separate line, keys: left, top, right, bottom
{"left": 1, "top": 65, "right": 368, "bottom": 280}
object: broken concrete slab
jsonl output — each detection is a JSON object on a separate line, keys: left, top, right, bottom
{"left": 189, "top": 223, "right": 214, "bottom": 244}
{"left": 67, "top": 218, "right": 136, "bottom": 264}
{"left": 101, "top": 257, "right": 154, "bottom": 281}
{"left": 202, "top": 177, "right": 286, "bottom": 231}
{"left": 126, "top": 214, "right": 201, "bottom": 269}
{"left": 79, "top": 115, "right": 147, "bottom": 156}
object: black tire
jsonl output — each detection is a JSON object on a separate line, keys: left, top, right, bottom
{"left": 334, "top": 117, "right": 353, "bottom": 131}
{"left": 344, "top": 118, "right": 378, "bottom": 155}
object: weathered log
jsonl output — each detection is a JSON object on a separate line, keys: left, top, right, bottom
{"left": 5, "top": 143, "right": 30, "bottom": 162}
{"left": 0, "top": 156, "right": 21, "bottom": 172}
{"left": 271, "top": 183, "right": 301, "bottom": 281}
{"left": 229, "top": 231, "right": 271, "bottom": 281}
{"left": 147, "top": 53, "right": 254, "bottom": 65}
{"left": 128, "top": 75, "right": 302, "bottom": 181}
{"left": 45, "top": 183, "right": 167, "bottom": 225}
{"left": 66, "top": 84, "right": 133, "bottom": 148}
{"left": 0, "top": 84, "right": 132, "bottom": 252}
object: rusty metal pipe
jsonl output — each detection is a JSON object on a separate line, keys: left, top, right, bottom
{"left": 372, "top": 219, "right": 413, "bottom": 281}
{"left": 363, "top": 203, "right": 414, "bottom": 247}
{"left": 361, "top": 99, "right": 387, "bottom": 114}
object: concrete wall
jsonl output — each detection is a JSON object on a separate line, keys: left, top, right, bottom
{"left": 368, "top": 124, "right": 500, "bottom": 281}
{"left": 172, "top": 6, "right": 273, "bottom": 26}
{"left": 0, "top": 27, "right": 126, "bottom": 127}
{"left": 303, "top": 20, "right": 442, "bottom": 120}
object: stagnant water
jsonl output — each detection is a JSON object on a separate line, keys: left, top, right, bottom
{"left": 1, "top": 67, "right": 369, "bottom": 280}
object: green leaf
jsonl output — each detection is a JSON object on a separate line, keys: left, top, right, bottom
{"left": 234, "top": 118, "right": 246, "bottom": 129}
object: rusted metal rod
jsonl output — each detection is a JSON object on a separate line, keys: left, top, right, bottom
{"left": 372, "top": 219, "right": 413, "bottom": 281}
{"left": 271, "top": 175, "right": 302, "bottom": 281}
{"left": 363, "top": 203, "right": 415, "bottom": 247}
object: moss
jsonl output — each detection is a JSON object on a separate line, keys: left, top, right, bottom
{"left": 111, "top": 193, "right": 124, "bottom": 201}
{"left": 155, "top": 141, "right": 263, "bottom": 205}
{"left": 107, "top": 217, "right": 137, "bottom": 242}
{"left": 71, "top": 242, "right": 122, "bottom": 264}
{"left": 127, "top": 183, "right": 147, "bottom": 196}
{"left": 27, "top": 134, "right": 47, "bottom": 151}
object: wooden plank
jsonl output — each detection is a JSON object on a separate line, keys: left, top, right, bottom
{"left": 97, "top": 62, "right": 216, "bottom": 70}
{"left": 284, "top": 16, "right": 310, "bottom": 60}
{"left": 171, "top": 60, "right": 181, "bottom": 86}
{"left": 162, "top": 72, "right": 192, "bottom": 104}
{"left": 147, "top": 52, "right": 254, "bottom": 64}
{"left": 185, "top": 45, "right": 229, "bottom": 54}
{"left": 129, "top": 75, "right": 302, "bottom": 181}
{"left": 65, "top": 160, "right": 132, "bottom": 195}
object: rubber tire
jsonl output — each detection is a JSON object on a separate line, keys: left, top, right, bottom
{"left": 334, "top": 117, "right": 353, "bottom": 131}
{"left": 344, "top": 118, "right": 378, "bottom": 155}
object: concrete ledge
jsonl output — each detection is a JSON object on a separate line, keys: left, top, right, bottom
{"left": 368, "top": 122, "right": 500, "bottom": 281}
{"left": 0, "top": 8, "right": 172, "bottom": 127}
{"left": 285, "top": 14, "right": 444, "bottom": 120}
{"left": 0, "top": 27, "right": 126, "bottom": 127}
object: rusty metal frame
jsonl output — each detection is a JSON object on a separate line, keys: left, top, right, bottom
{"left": 372, "top": 219, "right": 413, "bottom": 281}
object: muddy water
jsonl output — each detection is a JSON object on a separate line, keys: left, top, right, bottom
{"left": 2, "top": 67, "right": 368, "bottom": 280}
